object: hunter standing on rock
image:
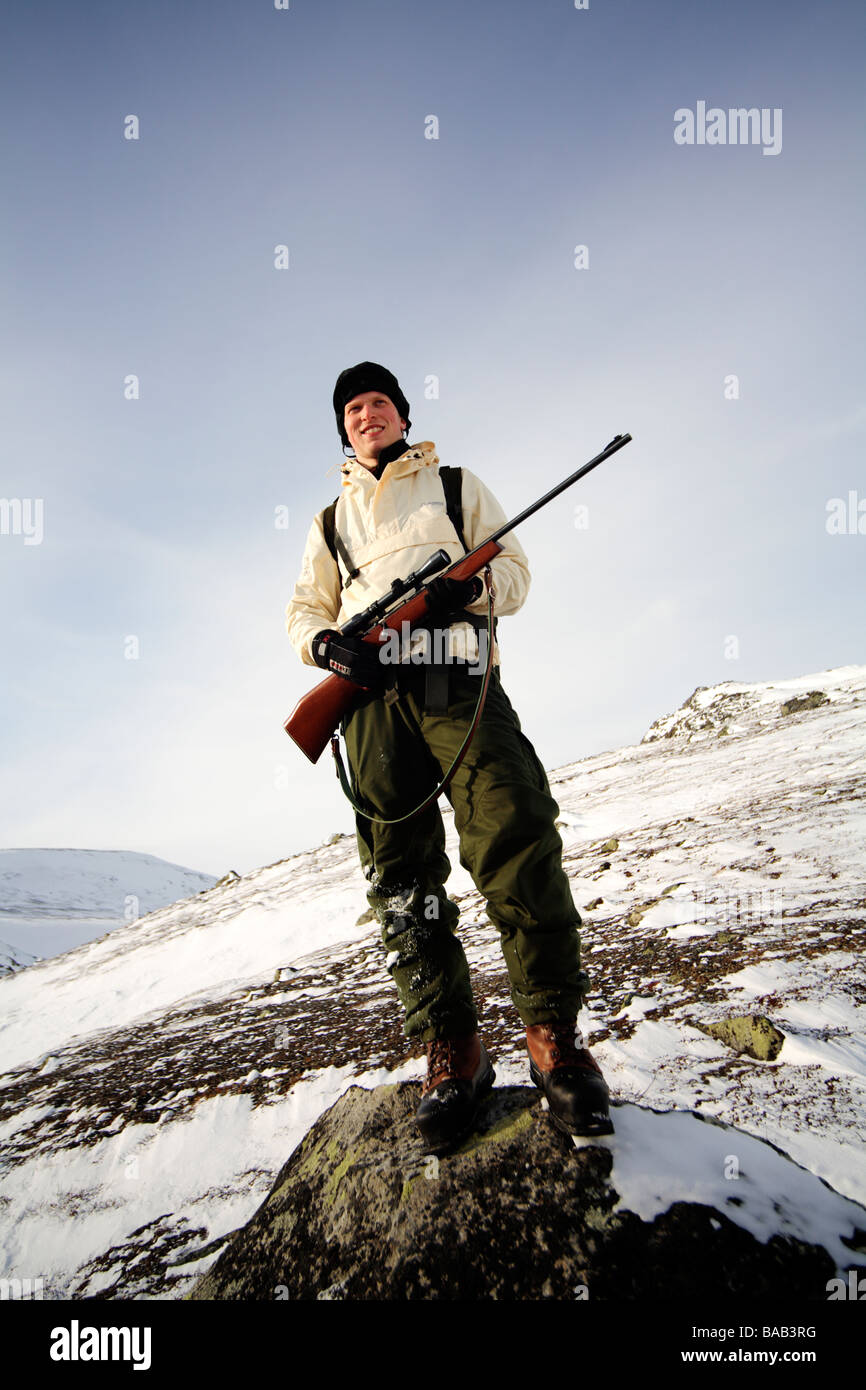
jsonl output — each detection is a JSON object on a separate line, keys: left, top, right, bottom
{"left": 285, "top": 362, "right": 613, "bottom": 1152}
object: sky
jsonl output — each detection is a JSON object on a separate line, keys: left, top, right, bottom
{"left": 1, "top": 0, "right": 864, "bottom": 878}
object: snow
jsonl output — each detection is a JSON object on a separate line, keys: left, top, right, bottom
{"left": 591, "top": 1104, "right": 866, "bottom": 1272}
{"left": 0, "top": 1061, "right": 421, "bottom": 1299}
{"left": 0, "top": 662, "right": 864, "bottom": 1297}
{"left": 0, "top": 872, "right": 369, "bottom": 1071}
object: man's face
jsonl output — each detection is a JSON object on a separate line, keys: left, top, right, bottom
{"left": 343, "top": 390, "right": 406, "bottom": 467}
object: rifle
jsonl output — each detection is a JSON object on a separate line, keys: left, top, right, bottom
{"left": 284, "top": 432, "right": 632, "bottom": 763}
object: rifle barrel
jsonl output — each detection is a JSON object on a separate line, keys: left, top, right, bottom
{"left": 484, "top": 432, "right": 632, "bottom": 549}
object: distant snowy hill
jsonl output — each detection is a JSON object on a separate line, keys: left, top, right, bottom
{"left": 0, "top": 664, "right": 863, "bottom": 1300}
{"left": 641, "top": 665, "right": 864, "bottom": 745}
{"left": 0, "top": 849, "right": 218, "bottom": 968}
{"left": 0, "top": 938, "right": 40, "bottom": 975}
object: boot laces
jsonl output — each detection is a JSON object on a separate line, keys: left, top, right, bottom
{"left": 428, "top": 1038, "right": 455, "bottom": 1072}
{"left": 425, "top": 1038, "right": 458, "bottom": 1091}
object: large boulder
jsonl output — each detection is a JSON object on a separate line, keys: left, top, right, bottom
{"left": 188, "top": 1083, "right": 862, "bottom": 1300}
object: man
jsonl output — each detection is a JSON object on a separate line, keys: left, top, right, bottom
{"left": 285, "top": 362, "right": 613, "bottom": 1152}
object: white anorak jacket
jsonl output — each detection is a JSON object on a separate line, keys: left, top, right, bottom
{"left": 285, "top": 441, "right": 531, "bottom": 668}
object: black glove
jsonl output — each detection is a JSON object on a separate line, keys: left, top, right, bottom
{"left": 423, "top": 574, "right": 483, "bottom": 619}
{"left": 311, "top": 629, "right": 387, "bottom": 690}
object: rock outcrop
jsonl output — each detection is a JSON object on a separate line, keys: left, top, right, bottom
{"left": 188, "top": 1083, "right": 856, "bottom": 1301}
{"left": 699, "top": 1013, "right": 786, "bottom": 1061}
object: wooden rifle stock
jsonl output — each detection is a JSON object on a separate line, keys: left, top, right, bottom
{"left": 284, "top": 539, "right": 503, "bottom": 763}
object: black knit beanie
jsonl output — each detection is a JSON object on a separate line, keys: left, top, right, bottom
{"left": 333, "top": 362, "right": 412, "bottom": 448}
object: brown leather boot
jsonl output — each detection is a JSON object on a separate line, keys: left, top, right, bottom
{"left": 526, "top": 1019, "right": 614, "bottom": 1136}
{"left": 414, "top": 1031, "right": 496, "bottom": 1154}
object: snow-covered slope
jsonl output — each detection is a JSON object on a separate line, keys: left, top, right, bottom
{"left": 0, "top": 664, "right": 864, "bottom": 1300}
{"left": 0, "top": 848, "right": 218, "bottom": 967}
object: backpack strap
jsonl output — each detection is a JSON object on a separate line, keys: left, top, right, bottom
{"left": 322, "top": 497, "right": 360, "bottom": 588}
{"left": 322, "top": 499, "right": 338, "bottom": 563}
{"left": 438, "top": 465, "right": 497, "bottom": 640}
{"left": 438, "top": 466, "right": 467, "bottom": 551}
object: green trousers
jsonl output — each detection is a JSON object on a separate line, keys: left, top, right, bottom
{"left": 342, "top": 664, "right": 589, "bottom": 1042}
